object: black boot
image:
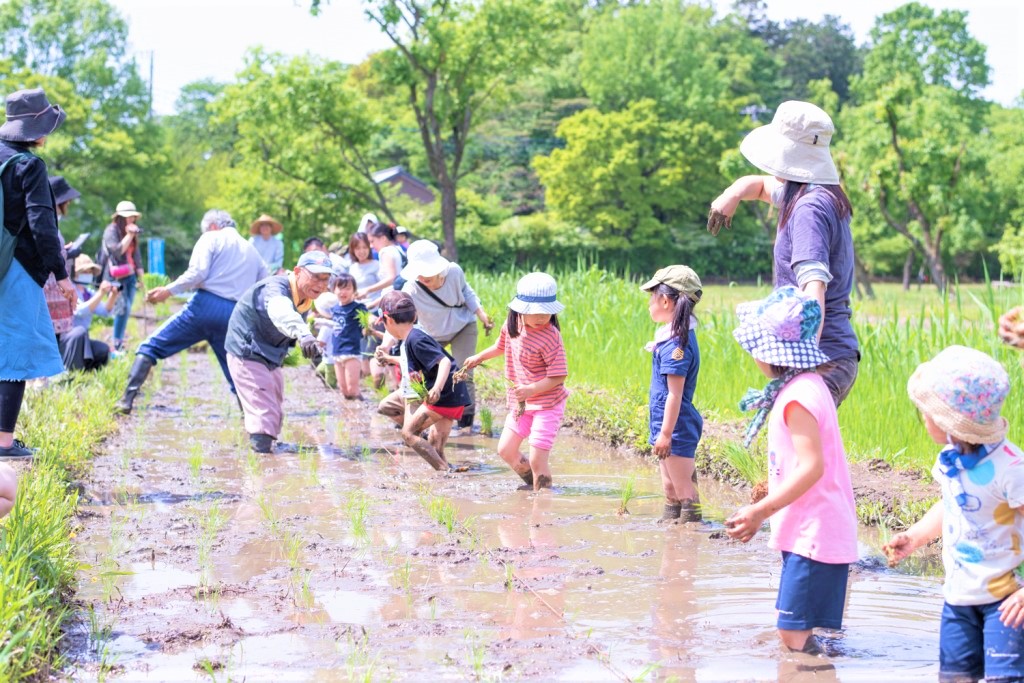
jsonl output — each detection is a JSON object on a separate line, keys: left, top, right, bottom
{"left": 659, "top": 503, "right": 682, "bottom": 523}
{"left": 114, "top": 355, "right": 155, "bottom": 415}
{"left": 679, "top": 498, "right": 702, "bottom": 523}
{"left": 250, "top": 433, "right": 274, "bottom": 453}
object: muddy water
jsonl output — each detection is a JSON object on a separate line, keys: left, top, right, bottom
{"left": 65, "top": 353, "right": 941, "bottom": 681}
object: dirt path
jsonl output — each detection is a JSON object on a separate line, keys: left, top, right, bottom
{"left": 63, "top": 349, "right": 943, "bottom": 681}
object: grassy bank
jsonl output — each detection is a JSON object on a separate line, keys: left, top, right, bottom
{"left": 470, "top": 268, "right": 1024, "bottom": 525}
{"left": 0, "top": 363, "right": 123, "bottom": 680}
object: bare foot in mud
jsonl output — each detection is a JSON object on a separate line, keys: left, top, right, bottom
{"left": 534, "top": 475, "right": 552, "bottom": 491}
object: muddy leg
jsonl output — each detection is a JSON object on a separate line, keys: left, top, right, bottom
{"left": 662, "top": 456, "right": 699, "bottom": 521}
{"left": 342, "top": 359, "right": 362, "bottom": 399}
{"left": 333, "top": 361, "right": 345, "bottom": 395}
{"left": 401, "top": 404, "right": 446, "bottom": 471}
{"left": 497, "top": 425, "right": 532, "bottom": 485}
{"left": 528, "top": 445, "right": 552, "bottom": 491}
{"left": 427, "top": 416, "right": 454, "bottom": 462}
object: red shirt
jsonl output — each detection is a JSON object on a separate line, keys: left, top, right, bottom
{"left": 497, "top": 321, "right": 568, "bottom": 411}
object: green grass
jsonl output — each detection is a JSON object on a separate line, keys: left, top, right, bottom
{"left": 0, "top": 361, "right": 125, "bottom": 679}
{"left": 471, "top": 267, "right": 1024, "bottom": 473}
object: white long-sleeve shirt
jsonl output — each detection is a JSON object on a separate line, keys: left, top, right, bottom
{"left": 169, "top": 227, "right": 269, "bottom": 301}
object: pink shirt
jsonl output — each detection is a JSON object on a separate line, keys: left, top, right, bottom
{"left": 766, "top": 372, "right": 858, "bottom": 564}
{"left": 496, "top": 321, "right": 569, "bottom": 411}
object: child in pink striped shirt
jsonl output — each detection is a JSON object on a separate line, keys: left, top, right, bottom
{"left": 465, "top": 273, "right": 568, "bottom": 491}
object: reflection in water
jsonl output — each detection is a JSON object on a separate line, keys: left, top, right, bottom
{"left": 651, "top": 528, "right": 698, "bottom": 680}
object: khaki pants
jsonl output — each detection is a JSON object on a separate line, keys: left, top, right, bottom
{"left": 228, "top": 353, "right": 284, "bottom": 438}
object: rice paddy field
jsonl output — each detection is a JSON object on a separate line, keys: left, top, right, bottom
{"left": 471, "top": 268, "right": 1024, "bottom": 474}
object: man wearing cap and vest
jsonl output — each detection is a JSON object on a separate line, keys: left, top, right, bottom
{"left": 114, "top": 209, "right": 268, "bottom": 415}
{"left": 225, "top": 251, "right": 332, "bottom": 453}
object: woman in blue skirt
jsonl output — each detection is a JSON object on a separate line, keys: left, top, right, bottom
{"left": 0, "top": 87, "right": 74, "bottom": 459}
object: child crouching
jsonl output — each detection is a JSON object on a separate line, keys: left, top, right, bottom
{"left": 885, "top": 346, "right": 1024, "bottom": 682}
{"left": 375, "top": 291, "right": 469, "bottom": 471}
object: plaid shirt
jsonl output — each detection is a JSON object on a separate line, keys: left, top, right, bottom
{"left": 43, "top": 273, "right": 73, "bottom": 335}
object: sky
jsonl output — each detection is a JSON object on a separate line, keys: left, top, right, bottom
{"left": 108, "top": 0, "right": 1023, "bottom": 116}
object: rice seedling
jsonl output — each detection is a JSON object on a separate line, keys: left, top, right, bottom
{"left": 617, "top": 475, "right": 637, "bottom": 515}
{"left": 187, "top": 440, "right": 204, "bottom": 483}
{"left": 720, "top": 441, "right": 767, "bottom": 486}
{"left": 356, "top": 308, "right": 373, "bottom": 331}
{"left": 427, "top": 496, "right": 458, "bottom": 534}
{"left": 257, "top": 493, "right": 279, "bottom": 533}
{"left": 409, "top": 372, "right": 429, "bottom": 402}
{"left": 464, "top": 630, "right": 486, "bottom": 679}
{"left": 478, "top": 407, "right": 494, "bottom": 437}
{"left": 345, "top": 630, "right": 382, "bottom": 683}
{"left": 504, "top": 562, "right": 516, "bottom": 591}
{"left": 347, "top": 491, "right": 370, "bottom": 541}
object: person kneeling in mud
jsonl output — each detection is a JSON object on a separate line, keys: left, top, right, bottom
{"left": 375, "top": 291, "right": 469, "bottom": 471}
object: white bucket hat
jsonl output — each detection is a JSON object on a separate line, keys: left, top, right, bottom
{"left": 739, "top": 101, "right": 840, "bottom": 186}
{"left": 509, "top": 272, "right": 564, "bottom": 315}
{"left": 114, "top": 200, "right": 141, "bottom": 218}
{"left": 358, "top": 212, "right": 378, "bottom": 233}
{"left": 400, "top": 240, "right": 450, "bottom": 280}
{"left": 313, "top": 292, "right": 339, "bottom": 315}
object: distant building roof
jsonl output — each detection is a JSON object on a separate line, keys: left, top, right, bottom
{"left": 372, "top": 165, "right": 435, "bottom": 204}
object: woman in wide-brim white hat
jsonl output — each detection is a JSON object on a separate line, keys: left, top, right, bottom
{"left": 101, "top": 200, "right": 144, "bottom": 352}
{"left": 400, "top": 239, "right": 493, "bottom": 432}
{"left": 706, "top": 100, "right": 859, "bottom": 408}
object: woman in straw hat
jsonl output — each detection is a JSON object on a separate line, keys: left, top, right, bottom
{"left": 101, "top": 199, "right": 144, "bottom": 353}
{"left": 250, "top": 213, "right": 284, "bottom": 273}
{"left": 886, "top": 347, "right": 1024, "bottom": 681}
{"left": 708, "top": 101, "right": 859, "bottom": 407}
{"left": 0, "top": 87, "right": 75, "bottom": 459}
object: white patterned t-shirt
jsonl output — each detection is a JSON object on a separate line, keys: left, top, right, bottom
{"left": 933, "top": 439, "right": 1024, "bottom": 606}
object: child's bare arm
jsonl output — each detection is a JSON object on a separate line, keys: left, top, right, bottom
{"left": 464, "top": 342, "right": 503, "bottom": 369}
{"left": 427, "top": 357, "right": 452, "bottom": 404}
{"left": 513, "top": 375, "right": 566, "bottom": 402}
{"left": 726, "top": 401, "right": 824, "bottom": 542}
{"left": 883, "top": 501, "right": 943, "bottom": 566}
{"left": 653, "top": 375, "right": 685, "bottom": 458}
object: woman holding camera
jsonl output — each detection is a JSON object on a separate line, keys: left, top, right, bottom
{"left": 102, "top": 200, "right": 144, "bottom": 353}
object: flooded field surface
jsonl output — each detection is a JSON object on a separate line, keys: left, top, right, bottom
{"left": 64, "top": 351, "right": 942, "bottom": 681}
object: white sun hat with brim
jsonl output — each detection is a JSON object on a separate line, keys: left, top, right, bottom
{"left": 509, "top": 272, "right": 564, "bottom": 315}
{"left": 313, "top": 292, "right": 339, "bottom": 315}
{"left": 358, "top": 212, "right": 378, "bottom": 233}
{"left": 739, "top": 101, "right": 841, "bottom": 186}
{"left": 400, "top": 239, "right": 450, "bottom": 281}
{"left": 114, "top": 200, "right": 141, "bottom": 218}
{"left": 733, "top": 286, "right": 830, "bottom": 370}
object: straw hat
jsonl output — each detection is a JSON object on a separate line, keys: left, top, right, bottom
{"left": 733, "top": 286, "right": 830, "bottom": 370}
{"left": 250, "top": 214, "right": 283, "bottom": 236}
{"left": 508, "top": 272, "right": 564, "bottom": 315}
{"left": 114, "top": 200, "right": 141, "bottom": 218}
{"left": 400, "top": 239, "right": 450, "bottom": 281}
{"left": 0, "top": 88, "right": 66, "bottom": 142}
{"left": 907, "top": 346, "right": 1009, "bottom": 445}
{"left": 739, "top": 101, "right": 840, "bottom": 186}
{"left": 73, "top": 254, "right": 101, "bottom": 277}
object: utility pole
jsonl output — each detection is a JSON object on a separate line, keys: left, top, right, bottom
{"left": 147, "top": 50, "right": 154, "bottom": 118}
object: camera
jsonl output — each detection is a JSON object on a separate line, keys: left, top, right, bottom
{"left": 113, "top": 281, "right": 124, "bottom": 292}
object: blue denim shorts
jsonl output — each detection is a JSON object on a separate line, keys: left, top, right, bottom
{"left": 940, "top": 600, "right": 1024, "bottom": 681}
{"left": 776, "top": 551, "right": 850, "bottom": 631}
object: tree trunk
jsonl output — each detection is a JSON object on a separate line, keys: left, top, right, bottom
{"left": 922, "top": 243, "right": 948, "bottom": 293}
{"left": 853, "top": 251, "right": 875, "bottom": 299}
{"left": 902, "top": 250, "right": 914, "bottom": 291}
{"left": 439, "top": 178, "right": 458, "bottom": 262}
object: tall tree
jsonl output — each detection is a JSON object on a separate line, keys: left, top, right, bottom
{"left": 313, "top": 0, "right": 560, "bottom": 260}
{"left": 840, "top": 2, "right": 991, "bottom": 292}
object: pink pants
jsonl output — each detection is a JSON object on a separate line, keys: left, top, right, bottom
{"left": 504, "top": 400, "right": 566, "bottom": 451}
{"left": 228, "top": 353, "right": 284, "bottom": 438}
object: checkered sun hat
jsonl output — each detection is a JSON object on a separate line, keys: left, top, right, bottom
{"left": 907, "top": 345, "right": 1009, "bottom": 445}
{"left": 733, "top": 286, "right": 829, "bottom": 369}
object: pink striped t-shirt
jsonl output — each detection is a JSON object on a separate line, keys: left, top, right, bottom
{"left": 497, "top": 321, "right": 569, "bottom": 411}
{"left": 766, "top": 372, "right": 858, "bottom": 564}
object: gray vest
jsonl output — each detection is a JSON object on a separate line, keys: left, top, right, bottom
{"left": 225, "top": 275, "right": 297, "bottom": 369}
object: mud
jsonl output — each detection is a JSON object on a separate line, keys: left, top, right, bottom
{"left": 63, "top": 349, "right": 944, "bottom": 681}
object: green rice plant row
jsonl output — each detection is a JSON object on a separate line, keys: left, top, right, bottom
{"left": 0, "top": 362, "right": 125, "bottom": 679}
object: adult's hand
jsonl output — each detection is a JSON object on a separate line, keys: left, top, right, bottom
{"left": 55, "top": 277, "right": 77, "bottom": 306}
{"left": 146, "top": 286, "right": 172, "bottom": 304}
{"left": 707, "top": 191, "right": 742, "bottom": 236}
{"left": 299, "top": 335, "right": 323, "bottom": 360}
{"left": 998, "top": 306, "right": 1024, "bottom": 350}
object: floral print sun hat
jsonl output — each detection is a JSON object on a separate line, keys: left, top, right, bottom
{"left": 732, "top": 286, "right": 830, "bottom": 370}
{"left": 907, "top": 345, "right": 1010, "bottom": 445}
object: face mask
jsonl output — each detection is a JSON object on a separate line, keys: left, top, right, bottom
{"left": 74, "top": 274, "right": 93, "bottom": 285}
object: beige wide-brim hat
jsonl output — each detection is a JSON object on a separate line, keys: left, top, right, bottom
{"left": 251, "top": 214, "right": 283, "bottom": 235}
{"left": 114, "top": 200, "right": 141, "bottom": 218}
{"left": 907, "top": 345, "right": 1010, "bottom": 445}
{"left": 400, "top": 239, "right": 450, "bottom": 280}
{"left": 739, "top": 101, "right": 841, "bottom": 186}
{"left": 73, "top": 254, "right": 101, "bottom": 276}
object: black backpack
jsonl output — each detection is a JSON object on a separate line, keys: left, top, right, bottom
{"left": 0, "top": 152, "right": 29, "bottom": 283}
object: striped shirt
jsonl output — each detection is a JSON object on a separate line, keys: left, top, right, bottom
{"left": 497, "top": 321, "right": 569, "bottom": 411}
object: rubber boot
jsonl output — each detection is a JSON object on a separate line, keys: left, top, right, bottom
{"left": 679, "top": 498, "right": 702, "bottom": 523}
{"left": 249, "top": 433, "right": 274, "bottom": 453}
{"left": 659, "top": 503, "right": 682, "bottom": 522}
{"left": 114, "top": 355, "right": 155, "bottom": 415}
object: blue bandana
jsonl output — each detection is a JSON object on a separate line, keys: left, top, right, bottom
{"left": 938, "top": 442, "right": 1001, "bottom": 511}
{"left": 738, "top": 369, "right": 803, "bottom": 448}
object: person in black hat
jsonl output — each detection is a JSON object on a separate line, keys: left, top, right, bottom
{"left": 0, "top": 87, "right": 74, "bottom": 459}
